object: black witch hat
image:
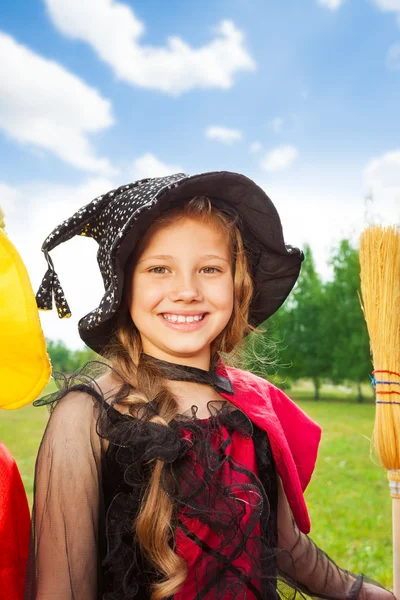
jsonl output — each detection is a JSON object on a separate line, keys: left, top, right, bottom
{"left": 36, "top": 171, "right": 303, "bottom": 355}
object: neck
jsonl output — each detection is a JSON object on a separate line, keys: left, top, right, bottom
{"left": 166, "top": 379, "right": 224, "bottom": 405}
{"left": 141, "top": 349, "right": 213, "bottom": 372}
{"left": 139, "top": 352, "right": 233, "bottom": 396}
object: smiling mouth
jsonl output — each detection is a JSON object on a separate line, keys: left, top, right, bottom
{"left": 161, "top": 313, "right": 207, "bottom": 323}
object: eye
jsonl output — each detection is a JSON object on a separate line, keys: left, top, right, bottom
{"left": 201, "top": 266, "right": 221, "bottom": 274}
{"left": 148, "top": 266, "right": 222, "bottom": 275}
{"left": 149, "top": 266, "right": 169, "bottom": 274}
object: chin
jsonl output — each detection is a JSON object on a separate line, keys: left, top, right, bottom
{"left": 161, "top": 343, "right": 210, "bottom": 357}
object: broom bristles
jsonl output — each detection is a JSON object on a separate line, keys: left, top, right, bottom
{"left": 359, "top": 226, "right": 400, "bottom": 470}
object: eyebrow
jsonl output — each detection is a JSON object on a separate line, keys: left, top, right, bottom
{"left": 138, "top": 254, "right": 230, "bottom": 264}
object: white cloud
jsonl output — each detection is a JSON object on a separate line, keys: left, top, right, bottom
{"left": 386, "top": 43, "right": 400, "bottom": 69}
{"left": 364, "top": 149, "right": 400, "bottom": 190}
{"left": 132, "top": 153, "right": 183, "bottom": 179}
{"left": 363, "top": 150, "right": 400, "bottom": 228}
{"left": 249, "top": 141, "right": 262, "bottom": 153}
{"left": 205, "top": 126, "right": 242, "bottom": 145}
{"left": 317, "top": 0, "right": 344, "bottom": 9}
{"left": 371, "top": 0, "right": 400, "bottom": 10}
{"left": 260, "top": 145, "right": 299, "bottom": 172}
{"left": 370, "top": 1, "right": 400, "bottom": 26}
{"left": 261, "top": 177, "right": 399, "bottom": 282}
{"left": 0, "top": 32, "right": 116, "bottom": 174}
{"left": 0, "top": 183, "right": 19, "bottom": 225}
{"left": 44, "top": 0, "right": 256, "bottom": 95}
{"left": 269, "top": 117, "right": 284, "bottom": 133}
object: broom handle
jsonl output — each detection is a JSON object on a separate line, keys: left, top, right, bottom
{"left": 389, "top": 472, "right": 400, "bottom": 598}
{"left": 393, "top": 498, "right": 400, "bottom": 598}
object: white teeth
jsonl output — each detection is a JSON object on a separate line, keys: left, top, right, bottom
{"left": 162, "top": 314, "right": 205, "bottom": 323}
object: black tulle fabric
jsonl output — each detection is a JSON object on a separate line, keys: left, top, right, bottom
{"left": 24, "top": 361, "right": 390, "bottom": 600}
{"left": 99, "top": 401, "right": 279, "bottom": 600}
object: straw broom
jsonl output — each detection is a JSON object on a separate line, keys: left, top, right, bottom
{"left": 359, "top": 225, "right": 400, "bottom": 597}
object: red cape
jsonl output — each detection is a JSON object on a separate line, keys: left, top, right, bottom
{"left": 0, "top": 442, "right": 30, "bottom": 600}
{"left": 217, "top": 363, "right": 322, "bottom": 534}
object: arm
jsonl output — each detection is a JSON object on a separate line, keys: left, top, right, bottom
{"left": 25, "top": 392, "right": 103, "bottom": 600}
{"left": 276, "top": 477, "right": 394, "bottom": 600}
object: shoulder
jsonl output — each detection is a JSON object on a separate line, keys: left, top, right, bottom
{"left": 222, "top": 363, "right": 283, "bottom": 399}
{"left": 40, "top": 384, "right": 108, "bottom": 457}
{"left": 223, "top": 364, "right": 308, "bottom": 406}
{"left": 42, "top": 363, "right": 121, "bottom": 433}
{"left": 46, "top": 389, "right": 97, "bottom": 435}
{"left": 222, "top": 363, "right": 321, "bottom": 442}
{"left": 46, "top": 361, "right": 123, "bottom": 414}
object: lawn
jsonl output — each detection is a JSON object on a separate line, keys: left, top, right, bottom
{"left": 297, "top": 399, "right": 392, "bottom": 589}
{"left": 0, "top": 382, "right": 393, "bottom": 589}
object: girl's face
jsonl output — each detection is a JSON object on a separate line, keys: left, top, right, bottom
{"left": 128, "top": 217, "right": 234, "bottom": 369}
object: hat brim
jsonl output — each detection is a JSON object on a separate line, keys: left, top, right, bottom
{"left": 80, "top": 171, "right": 303, "bottom": 354}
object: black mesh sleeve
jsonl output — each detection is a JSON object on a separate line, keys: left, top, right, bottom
{"left": 276, "top": 477, "right": 394, "bottom": 600}
{"left": 24, "top": 391, "right": 104, "bottom": 600}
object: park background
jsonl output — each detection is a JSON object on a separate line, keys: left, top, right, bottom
{"left": 1, "top": 0, "right": 400, "bottom": 590}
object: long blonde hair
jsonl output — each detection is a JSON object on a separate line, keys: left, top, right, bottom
{"left": 103, "top": 196, "right": 256, "bottom": 599}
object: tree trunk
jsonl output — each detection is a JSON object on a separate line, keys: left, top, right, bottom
{"left": 357, "top": 378, "right": 364, "bottom": 403}
{"left": 313, "top": 377, "right": 320, "bottom": 400}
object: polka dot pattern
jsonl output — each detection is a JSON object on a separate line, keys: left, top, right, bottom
{"left": 35, "top": 170, "right": 304, "bottom": 355}
{"left": 35, "top": 173, "right": 189, "bottom": 330}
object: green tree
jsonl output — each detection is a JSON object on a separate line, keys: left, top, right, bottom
{"left": 278, "top": 245, "right": 330, "bottom": 399}
{"left": 46, "top": 339, "right": 72, "bottom": 372}
{"left": 325, "top": 239, "right": 372, "bottom": 401}
{"left": 46, "top": 339, "right": 97, "bottom": 374}
{"left": 241, "top": 246, "right": 330, "bottom": 398}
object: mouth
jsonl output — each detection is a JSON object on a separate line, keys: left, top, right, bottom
{"left": 158, "top": 312, "right": 209, "bottom": 331}
{"left": 161, "top": 313, "right": 207, "bottom": 323}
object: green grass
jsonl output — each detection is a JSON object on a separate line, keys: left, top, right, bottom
{"left": 1, "top": 380, "right": 54, "bottom": 501}
{"left": 299, "top": 400, "right": 392, "bottom": 589}
{"left": 0, "top": 382, "right": 393, "bottom": 589}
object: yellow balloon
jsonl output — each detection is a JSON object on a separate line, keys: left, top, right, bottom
{"left": 0, "top": 227, "right": 51, "bottom": 409}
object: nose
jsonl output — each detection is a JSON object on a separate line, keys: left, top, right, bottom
{"left": 168, "top": 272, "right": 203, "bottom": 303}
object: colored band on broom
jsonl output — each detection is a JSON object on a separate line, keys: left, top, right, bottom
{"left": 371, "top": 368, "right": 400, "bottom": 496}
{"left": 369, "top": 371, "right": 400, "bottom": 402}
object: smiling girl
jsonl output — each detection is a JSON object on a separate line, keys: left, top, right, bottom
{"left": 26, "top": 172, "right": 393, "bottom": 599}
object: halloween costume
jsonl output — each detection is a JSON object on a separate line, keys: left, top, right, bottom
{"left": 26, "top": 172, "right": 385, "bottom": 599}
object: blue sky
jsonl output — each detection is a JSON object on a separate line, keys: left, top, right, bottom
{"left": 1, "top": 0, "right": 399, "bottom": 348}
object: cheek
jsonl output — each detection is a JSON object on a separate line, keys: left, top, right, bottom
{"left": 214, "top": 279, "right": 234, "bottom": 311}
{"left": 130, "top": 277, "right": 163, "bottom": 314}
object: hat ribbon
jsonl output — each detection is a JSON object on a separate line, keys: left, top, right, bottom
{"left": 35, "top": 250, "right": 72, "bottom": 319}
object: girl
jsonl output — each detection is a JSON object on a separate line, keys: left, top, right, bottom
{"left": 26, "top": 171, "right": 392, "bottom": 599}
